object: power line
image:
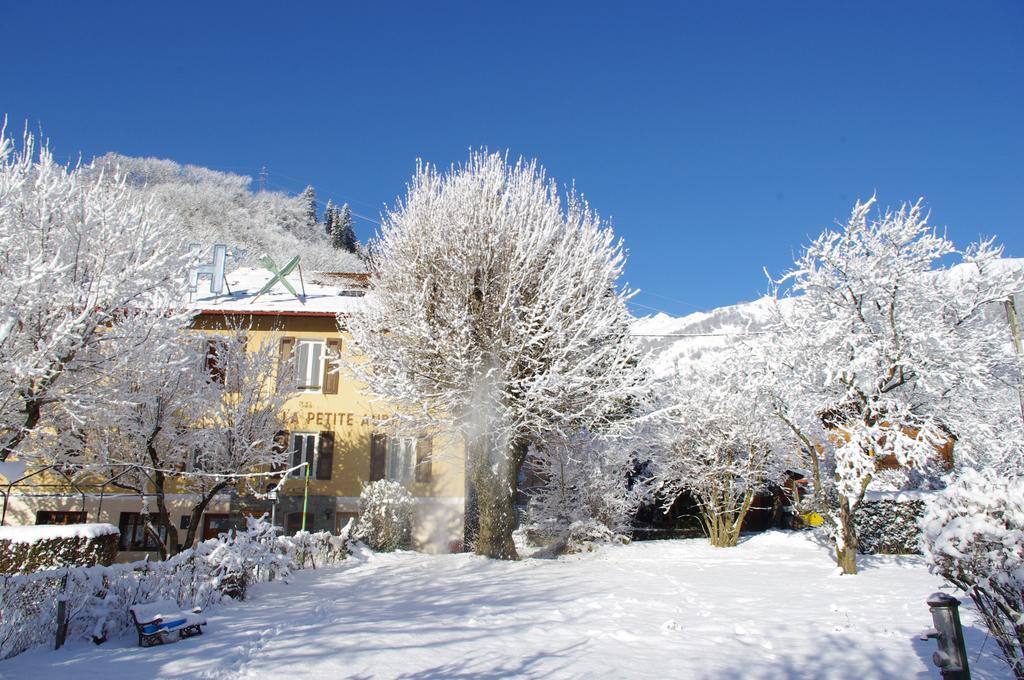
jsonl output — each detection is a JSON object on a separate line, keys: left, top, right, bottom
{"left": 630, "top": 330, "right": 775, "bottom": 338}
{"left": 632, "top": 289, "right": 705, "bottom": 313}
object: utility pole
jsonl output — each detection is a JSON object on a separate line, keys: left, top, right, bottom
{"left": 258, "top": 166, "right": 268, "bottom": 193}
{"left": 1006, "top": 293, "right": 1024, "bottom": 423}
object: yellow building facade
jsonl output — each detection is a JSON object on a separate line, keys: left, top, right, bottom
{"left": 0, "top": 269, "right": 466, "bottom": 559}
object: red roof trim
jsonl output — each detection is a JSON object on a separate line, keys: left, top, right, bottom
{"left": 197, "top": 309, "right": 347, "bottom": 318}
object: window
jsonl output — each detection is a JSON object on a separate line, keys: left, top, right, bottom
{"left": 202, "top": 513, "right": 232, "bottom": 541}
{"left": 289, "top": 432, "right": 318, "bottom": 478}
{"left": 204, "top": 338, "right": 226, "bottom": 384}
{"left": 36, "top": 511, "right": 86, "bottom": 525}
{"left": 294, "top": 340, "right": 324, "bottom": 390}
{"left": 286, "top": 511, "right": 314, "bottom": 535}
{"left": 118, "top": 512, "right": 167, "bottom": 551}
{"left": 387, "top": 436, "right": 417, "bottom": 483}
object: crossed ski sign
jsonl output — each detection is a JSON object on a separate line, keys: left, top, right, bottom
{"left": 251, "top": 254, "right": 305, "bottom": 303}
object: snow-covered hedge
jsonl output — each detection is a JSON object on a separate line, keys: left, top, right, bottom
{"left": 855, "top": 493, "right": 929, "bottom": 555}
{"left": 353, "top": 480, "right": 413, "bottom": 552}
{"left": 0, "top": 517, "right": 346, "bottom": 660}
{"left": 921, "top": 470, "right": 1024, "bottom": 678}
{"left": 0, "top": 524, "right": 120, "bottom": 574}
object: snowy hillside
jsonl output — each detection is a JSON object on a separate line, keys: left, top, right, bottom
{"left": 634, "top": 257, "right": 1024, "bottom": 378}
{"left": 632, "top": 296, "right": 782, "bottom": 377}
{"left": 87, "top": 154, "right": 366, "bottom": 273}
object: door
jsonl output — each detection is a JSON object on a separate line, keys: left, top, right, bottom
{"left": 202, "top": 513, "right": 231, "bottom": 541}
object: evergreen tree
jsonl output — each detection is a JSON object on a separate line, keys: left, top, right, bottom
{"left": 336, "top": 203, "right": 358, "bottom": 253}
{"left": 299, "top": 185, "right": 318, "bottom": 229}
{"left": 323, "top": 200, "right": 337, "bottom": 238}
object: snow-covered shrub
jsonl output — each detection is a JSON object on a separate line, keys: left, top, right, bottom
{"left": 354, "top": 480, "right": 414, "bottom": 552}
{"left": 0, "top": 517, "right": 345, "bottom": 660}
{"left": 855, "top": 494, "right": 928, "bottom": 555}
{"left": 921, "top": 470, "right": 1024, "bottom": 678}
{"left": 0, "top": 524, "right": 119, "bottom": 574}
{"left": 524, "top": 435, "right": 640, "bottom": 554}
{"left": 287, "top": 528, "right": 349, "bottom": 570}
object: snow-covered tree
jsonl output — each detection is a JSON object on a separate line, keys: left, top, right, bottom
{"left": 81, "top": 323, "right": 287, "bottom": 557}
{"left": 299, "top": 185, "right": 319, "bottom": 229}
{"left": 348, "top": 151, "right": 644, "bottom": 559}
{"left": 74, "top": 317, "right": 208, "bottom": 558}
{"left": 0, "top": 126, "right": 189, "bottom": 463}
{"left": 767, "top": 196, "right": 1023, "bottom": 574}
{"left": 649, "top": 343, "right": 785, "bottom": 547}
{"left": 323, "top": 200, "right": 337, "bottom": 238}
{"left": 332, "top": 203, "right": 358, "bottom": 253}
{"left": 175, "top": 326, "right": 289, "bottom": 550}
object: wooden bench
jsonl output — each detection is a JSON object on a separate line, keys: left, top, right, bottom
{"left": 129, "top": 600, "right": 207, "bottom": 647}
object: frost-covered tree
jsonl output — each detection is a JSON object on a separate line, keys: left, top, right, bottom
{"left": 0, "top": 126, "right": 189, "bottom": 462}
{"left": 767, "top": 197, "right": 1023, "bottom": 574}
{"left": 349, "top": 151, "right": 643, "bottom": 559}
{"left": 176, "top": 327, "right": 289, "bottom": 550}
{"left": 333, "top": 203, "right": 358, "bottom": 253}
{"left": 649, "top": 344, "right": 784, "bottom": 547}
{"left": 323, "top": 200, "right": 337, "bottom": 239}
{"left": 75, "top": 318, "right": 207, "bottom": 558}
{"left": 299, "top": 185, "right": 318, "bottom": 229}
{"left": 82, "top": 324, "right": 287, "bottom": 557}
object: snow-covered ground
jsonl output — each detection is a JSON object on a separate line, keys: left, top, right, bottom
{"left": 0, "top": 532, "right": 1011, "bottom": 679}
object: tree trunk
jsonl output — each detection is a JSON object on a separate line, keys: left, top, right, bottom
{"left": 0, "top": 396, "right": 44, "bottom": 462}
{"left": 147, "top": 472, "right": 178, "bottom": 559}
{"left": 836, "top": 496, "right": 858, "bottom": 575}
{"left": 469, "top": 435, "right": 526, "bottom": 560}
{"left": 182, "top": 480, "right": 231, "bottom": 549}
{"left": 145, "top": 432, "right": 178, "bottom": 558}
{"left": 1, "top": 348, "right": 80, "bottom": 462}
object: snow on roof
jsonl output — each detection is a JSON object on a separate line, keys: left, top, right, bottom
{"left": 189, "top": 267, "right": 370, "bottom": 316}
{"left": 0, "top": 523, "right": 119, "bottom": 544}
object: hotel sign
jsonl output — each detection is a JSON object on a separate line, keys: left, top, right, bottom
{"left": 284, "top": 411, "right": 389, "bottom": 429}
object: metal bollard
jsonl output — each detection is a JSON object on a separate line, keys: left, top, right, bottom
{"left": 54, "top": 571, "right": 69, "bottom": 650}
{"left": 924, "top": 592, "right": 971, "bottom": 679}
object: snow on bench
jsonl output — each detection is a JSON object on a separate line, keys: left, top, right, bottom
{"left": 129, "top": 600, "right": 207, "bottom": 647}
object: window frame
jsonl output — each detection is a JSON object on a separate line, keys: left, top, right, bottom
{"left": 117, "top": 512, "right": 167, "bottom": 551}
{"left": 386, "top": 436, "right": 418, "bottom": 484}
{"left": 289, "top": 431, "right": 319, "bottom": 478}
{"left": 294, "top": 339, "right": 325, "bottom": 391}
{"left": 35, "top": 510, "right": 87, "bottom": 525}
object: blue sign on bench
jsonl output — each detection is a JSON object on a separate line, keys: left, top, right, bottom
{"left": 130, "top": 600, "right": 207, "bottom": 648}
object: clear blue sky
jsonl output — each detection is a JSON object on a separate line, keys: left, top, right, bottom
{"left": 3, "top": 2, "right": 1021, "bottom": 316}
